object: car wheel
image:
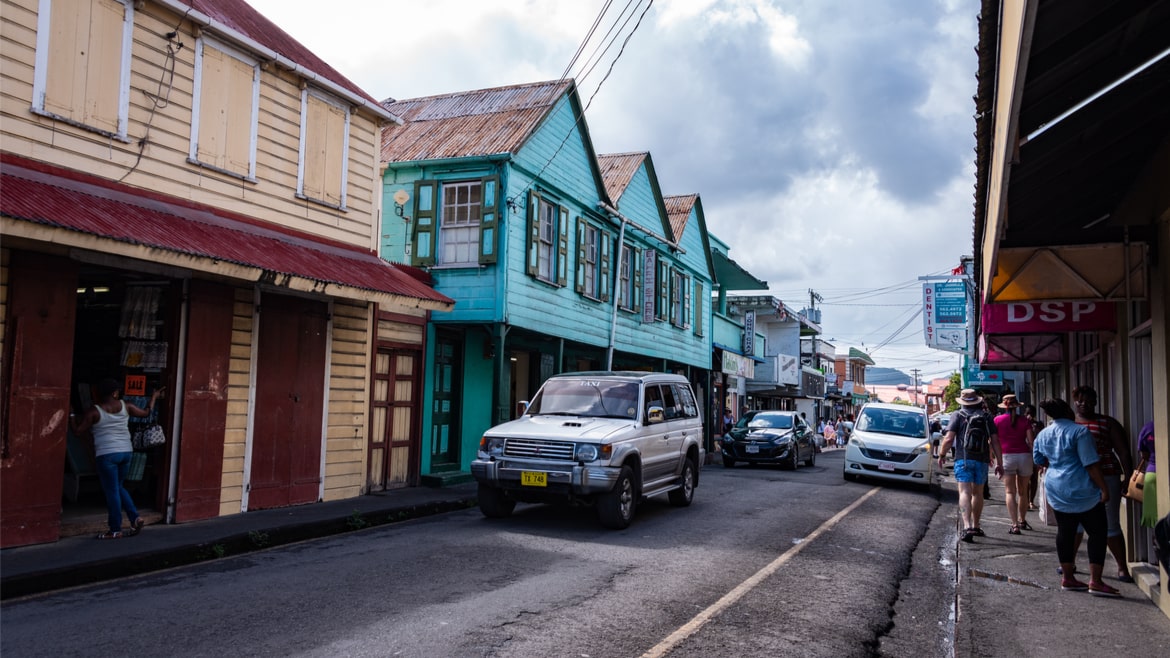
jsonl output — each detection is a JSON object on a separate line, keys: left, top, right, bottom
{"left": 843, "top": 470, "right": 857, "bottom": 482}
{"left": 668, "top": 458, "right": 697, "bottom": 507}
{"left": 598, "top": 465, "right": 637, "bottom": 529}
{"left": 806, "top": 446, "right": 816, "bottom": 467}
{"left": 723, "top": 456, "right": 736, "bottom": 468}
{"left": 477, "top": 484, "right": 516, "bottom": 518}
{"left": 786, "top": 447, "right": 799, "bottom": 470}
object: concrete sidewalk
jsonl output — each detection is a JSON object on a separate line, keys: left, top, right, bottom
{"left": 935, "top": 466, "right": 1170, "bottom": 656}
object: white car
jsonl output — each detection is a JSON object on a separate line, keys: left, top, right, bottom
{"left": 843, "top": 403, "right": 934, "bottom": 489}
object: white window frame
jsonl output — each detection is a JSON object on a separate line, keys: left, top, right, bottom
{"left": 437, "top": 180, "right": 482, "bottom": 266}
{"left": 582, "top": 223, "right": 600, "bottom": 298}
{"left": 31, "top": 0, "right": 134, "bottom": 141}
{"left": 189, "top": 36, "right": 260, "bottom": 181}
{"left": 671, "top": 269, "right": 688, "bottom": 328}
{"left": 296, "top": 87, "right": 351, "bottom": 210}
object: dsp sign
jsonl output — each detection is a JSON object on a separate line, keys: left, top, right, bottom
{"left": 982, "top": 302, "right": 1116, "bottom": 334}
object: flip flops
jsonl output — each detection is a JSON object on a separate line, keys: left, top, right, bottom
{"left": 96, "top": 531, "right": 122, "bottom": 540}
{"left": 1061, "top": 579, "right": 1089, "bottom": 591}
{"left": 1089, "top": 581, "right": 1122, "bottom": 598}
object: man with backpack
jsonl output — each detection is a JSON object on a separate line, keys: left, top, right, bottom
{"left": 938, "top": 389, "right": 1004, "bottom": 543}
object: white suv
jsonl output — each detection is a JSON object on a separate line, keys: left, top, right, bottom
{"left": 843, "top": 402, "right": 934, "bottom": 489}
{"left": 471, "top": 371, "right": 705, "bottom": 529}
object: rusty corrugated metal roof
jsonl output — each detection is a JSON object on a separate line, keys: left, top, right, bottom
{"left": 596, "top": 152, "right": 646, "bottom": 205}
{"left": 663, "top": 194, "right": 697, "bottom": 242}
{"left": 180, "top": 0, "right": 380, "bottom": 106}
{"left": 381, "top": 80, "right": 572, "bottom": 163}
{"left": 0, "top": 154, "right": 452, "bottom": 307}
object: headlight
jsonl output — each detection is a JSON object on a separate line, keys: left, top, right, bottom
{"left": 575, "top": 444, "right": 599, "bottom": 462}
{"left": 479, "top": 437, "right": 505, "bottom": 457}
{"left": 912, "top": 443, "right": 931, "bottom": 455}
{"left": 850, "top": 437, "right": 865, "bottom": 449}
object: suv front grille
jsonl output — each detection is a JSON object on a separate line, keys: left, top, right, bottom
{"left": 859, "top": 448, "right": 916, "bottom": 463}
{"left": 505, "top": 438, "right": 576, "bottom": 461}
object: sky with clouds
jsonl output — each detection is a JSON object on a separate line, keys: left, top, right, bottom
{"left": 248, "top": 0, "right": 975, "bottom": 382}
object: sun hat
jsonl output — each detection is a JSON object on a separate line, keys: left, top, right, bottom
{"left": 958, "top": 388, "right": 983, "bottom": 406}
{"left": 997, "top": 393, "right": 1020, "bottom": 409}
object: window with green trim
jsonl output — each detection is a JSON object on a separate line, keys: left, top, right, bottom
{"left": 409, "top": 176, "right": 498, "bottom": 267}
{"left": 617, "top": 243, "right": 640, "bottom": 311}
{"left": 576, "top": 220, "right": 611, "bottom": 301}
{"left": 526, "top": 190, "right": 568, "bottom": 286}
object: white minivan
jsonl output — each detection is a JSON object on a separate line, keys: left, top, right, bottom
{"left": 843, "top": 402, "right": 934, "bottom": 489}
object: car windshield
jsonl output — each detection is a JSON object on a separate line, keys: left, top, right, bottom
{"left": 526, "top": 379, "right": 639, "bottom": 419}
{"left": 857, "top": 408, "right": 926, "bottom": 438}
{"left": 745, "top": 412, "right": 794, "bottom": 430}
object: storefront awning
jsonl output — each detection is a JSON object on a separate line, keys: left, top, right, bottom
{"left": 0, "top": 155, "right": 453, "bottom": 310}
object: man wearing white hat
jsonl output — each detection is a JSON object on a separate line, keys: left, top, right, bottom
{"left": 938, "top": 389, "right": 1003, "bottom": 543}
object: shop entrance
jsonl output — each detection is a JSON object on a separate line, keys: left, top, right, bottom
{"left": 65, "top": 267, "right": 175, "bottom": 536}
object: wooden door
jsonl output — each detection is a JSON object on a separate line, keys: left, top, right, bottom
{"left": 1, "top": 253, "right": 77, "bottom": 547}
{"left": 174, "top": 280, "right": 233, "bottom": 522}
{"left": 368, "top": 349, "right": 421, "bottom": 490}
{"left": 248, "top": 295, "right": 327, "bottom": 510}
{"left": 430, "top": 334, "right": 461, "bottom": 469}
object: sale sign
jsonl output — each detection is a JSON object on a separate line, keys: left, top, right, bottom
{"left": 982, "top": 302, "right": 1115, "bottom": 334}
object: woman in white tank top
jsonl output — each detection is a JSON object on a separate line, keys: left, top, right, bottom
{"left": 72, "top": 378, "right": 163, "bottom": 539}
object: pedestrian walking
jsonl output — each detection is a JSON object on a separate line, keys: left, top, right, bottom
{"left": 1072, "top": 385, "right": 1135, "bottom": 583}
{"left": 995, "top": 393, "right": 1035, "bottom": 534}
{"left": 938, "top": 389, "right": 1002, "bottom": 543}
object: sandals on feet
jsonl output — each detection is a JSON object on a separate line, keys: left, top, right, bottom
{"left": 1008, "top": 524, "right": 1022, "bottom": 535}
{"left": 971, "top": 527, "right": 986, "bottom": 537}
{"left": 1061, "top": 579, "right": 1089, "bottom": 591}
{"left": 960, "top": 528, "right": 976, "bottom": 543}
{"left": 96, "top": 531, "right": 122, "bottom": 540}
{"left": 1019, "top": 520, "right": 1032, "bottom": 531}
{"left": 1089, "top": 581, "right": 1122, "bottom": 597}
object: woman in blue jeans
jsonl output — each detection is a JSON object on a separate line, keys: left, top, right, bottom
{"left": 1032, "top": 398, "right": 1120, "bottom": 597}
{"left": 72, "top": 378, "right": 162, "bottom": 539}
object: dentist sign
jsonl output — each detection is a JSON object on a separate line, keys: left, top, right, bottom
{"left": 982, "top": 302, "right": 1116, "bottom": 334}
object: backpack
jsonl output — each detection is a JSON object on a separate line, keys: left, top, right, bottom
{"left": 960, "top": 410, "right": 992, "bottom": 455}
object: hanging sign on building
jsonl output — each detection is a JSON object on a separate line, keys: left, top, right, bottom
{"left": 742, "top": 310, "right": 756, "bottom": 355}
{"left": 923, "top": 279, "right": 970, "bottom": 354}
{"left": 642, "top": 250, "right": 656, "bottom": 324}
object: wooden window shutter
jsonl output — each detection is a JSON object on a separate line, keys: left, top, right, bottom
{"left": 557, "top": 205, "right": 569, "bottom": 286}
{"left": 599, "top": 231, "right": 611, "bottom": 302}
{"left": 410, "top": 180, "right": 436, "bottom": 266}
{"left": 693, "top": 280, "right": 705, "bottom": 336}
{"left": 657, "top": 261, "right": 669, "bottom": 320}
{"left": 574, "top": 218, "right": 586, "bottom": 294}
{"left": 683, "top": 274, "right": 692, "bottom": 330}
{"left": 478, "top": 176, "right": 499, "bottom": 264}
{"left": 526, "top": 190, "right": 540, "bottom": 277}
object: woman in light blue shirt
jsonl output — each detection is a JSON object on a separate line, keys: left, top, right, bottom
{"left": 1032, "top": 398, "right": 1118, "bottom": 597}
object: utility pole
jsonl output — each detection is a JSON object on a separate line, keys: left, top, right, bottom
{"left": 911, "top": 368, "right": 921, "bottom": 407}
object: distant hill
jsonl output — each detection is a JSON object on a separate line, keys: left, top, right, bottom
{"left": 866, "top": 367, "right": 912, "bottom": 385}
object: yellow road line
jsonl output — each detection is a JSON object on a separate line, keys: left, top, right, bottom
{"left": 641, "top": 487, "right": 881, "bottom": 658}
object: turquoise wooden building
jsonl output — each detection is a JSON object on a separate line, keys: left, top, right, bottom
{"left": 379, "top": 80, "right": 715, "bottom": 482}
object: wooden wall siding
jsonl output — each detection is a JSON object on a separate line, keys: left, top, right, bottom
{"left": 219, "top": 287, "right": 254, "bottom": 515}
{"left": 376, "top": 318, "right": 424, "bottom": 345}
{"left": 322, "top": 300, "right": 371, "bottom": 501}
{"left": 512, "top": 95, "right": 604, "bottom": 211}
{"left": 0, "top": 249, "right": 7, "bottom": 360}
{"left": 0, "top": 0, "right": 381, "bottom": 250}
{"left": 614, "top": 166, "right": 664, "bottom": 233}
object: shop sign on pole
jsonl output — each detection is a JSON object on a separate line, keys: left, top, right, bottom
{"left": 922, "top": 278, "right": 970, "bottom": 354}
{"left": 742, "top": 310, "right": 755, "bottom": 355}
{"left": 642, "top": 250, "right": 656, "bottom": 324}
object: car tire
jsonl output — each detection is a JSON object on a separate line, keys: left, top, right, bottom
{"left": 668, "top": 458, "right": 697, "bottom": 507}
{"left": 843, "top": 470, "right": 857, "bottom": 482}
{"left": 786, "top": 447, "right": 799, "bottom": 470}
{"left": 477, "top": 484, "right": 516, "bottom": 518}
{"left": 806, "top": 446, "right": 816, "bottom": 467}
{"left": 723, "top": 456, "right": 736, "bottom": 468}
{"left": 598, "top": 465, "right": 637, "bottom": 529}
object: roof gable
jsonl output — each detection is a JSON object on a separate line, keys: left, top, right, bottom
{"left": 664, "top": 193, "right": 716, "bottom": 282}
{"left": 597, "top": 152, "right": 672, "bottom": 243}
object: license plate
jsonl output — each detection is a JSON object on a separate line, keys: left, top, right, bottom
{"left": 746, "top": 444, "right": 759, "bottom": 454}
{"left": 878, "top": 462, "right": 896, "bottom": 472}
{"left": 521, "top": 471, "right": 547, "bottom": 487}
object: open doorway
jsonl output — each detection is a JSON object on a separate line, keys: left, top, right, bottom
{"left": 65, "top": 266, "right": 175, "bottom": 537}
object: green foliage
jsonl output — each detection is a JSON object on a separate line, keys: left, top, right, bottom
{"left": 942, "top": 372, "right": 962, "bottom": 413}
{"left": 346, "top": 510, "right": 369, "bottom": 530}
{"left": 248, "top": 530, "right": 270, "bottom": 548}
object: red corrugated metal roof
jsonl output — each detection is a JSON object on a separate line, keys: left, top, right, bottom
{"left": 663, "top": 194, "right": 697, "bottom": 242}
{"left": 180, "top": 0, "right": 379, "bottom": 106}
{"left": 597, "top": 152, "right": 645, "bottom": 204}
{"left": 381, "top": 80, "right": 571, "bottom": 163}
{"left": 0, "top": 154, "right": 452, "bottom": 307}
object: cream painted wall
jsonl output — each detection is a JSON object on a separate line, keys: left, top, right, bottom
{"left": 0, "top": 0, "right": 383, "bottom": 250}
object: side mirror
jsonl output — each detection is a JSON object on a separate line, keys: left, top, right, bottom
{"left": 646, "top": 406, "right": 665, "bottom": 424}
